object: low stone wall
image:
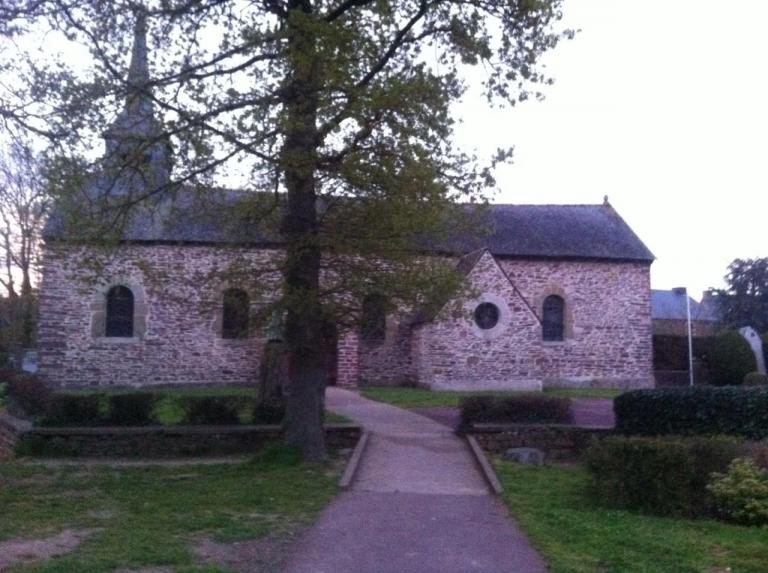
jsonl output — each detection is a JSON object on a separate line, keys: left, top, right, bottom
{"left": 0, "top": 414, "right": 361, "bottom": 459}
{"left": 469, "top": 423, "right": 613, "bottom": 462}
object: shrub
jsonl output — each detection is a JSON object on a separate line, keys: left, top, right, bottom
{"left": 183, "top": 396, "right": 241, "bottom": 425}
{"left": 252, "top": 400, "right": 285, "bottom": 424}
{"left": 744, "top": 371, "right": 768, "bottom": 386}
{"left": 107, "top": 392, "right": 156, "bottom": 426}
{"left": 707, "top": 458, "right": 768, "bottom": 526}
{"left": 5, "top": 372, "right": 52, "bottom": 418}
{"left": 40, "top": 394, "right": 103, "bottom": 427}
{"left": 584, "top": 435, "right": 740, "bottom": 517}
{"left": 763, "top": 333, "right": 768, "bottom": 370}
{"left": 707, "top": 330, "right": 756, "bottom": 386}
{"left": 460, "top": 394, "right": 572, "bottom": 428}
{"left": 751, "top": 442, "right": 768, "bottom": 470}
{"left": 614, "top": 386, "right": 768, "bottom": 440}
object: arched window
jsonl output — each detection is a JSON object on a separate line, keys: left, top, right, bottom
{"left": 542, "top": 295, "right": 565, "bottom": 341}
{"left": 222, "top": 288, "right": 249, "bottom": 339}
{"left": 105, "top": 286, "right": 134, "bottom": 337}
{"left": 361, "top": 294, "right": 387, "bottom": 342}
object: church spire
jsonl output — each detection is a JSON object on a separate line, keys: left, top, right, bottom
{"left": 125, "top": 8, "right": 151, "bottom": 118}
{"left": 101, "top": 7, "right": 172, "bottom": 195}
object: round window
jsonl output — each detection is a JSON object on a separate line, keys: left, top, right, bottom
{"left": 474, "top": 302, "right": 500, "bottom": 330}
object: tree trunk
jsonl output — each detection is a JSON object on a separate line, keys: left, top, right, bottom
{"left": 280, "top": 0, "right": 327, "bottom": 460}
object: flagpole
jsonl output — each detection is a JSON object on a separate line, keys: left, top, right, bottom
{"left": 685, "top": 288, "right": 694, "bottom": 386}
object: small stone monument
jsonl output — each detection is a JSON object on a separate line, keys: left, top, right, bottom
{"left": 259, "top": 310, "right": 288, "bottom": 402}
{"left": 739, "top": 326, "right": 766, "bottom": 374}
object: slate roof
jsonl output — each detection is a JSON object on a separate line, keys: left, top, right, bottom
{"left": 651, "top": 289, "right": 719, "bottom": 322}
{"left": 45, "top": 195, "right": 654, "bottom": 263}
{"left": 461, "top": 203, "right": 654, "bottom": 262}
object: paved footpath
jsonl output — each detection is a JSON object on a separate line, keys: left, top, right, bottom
{"left": 284, "top": 388, "right": 547, "bottom": 573}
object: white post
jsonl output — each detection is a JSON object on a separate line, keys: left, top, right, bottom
{"left": 685, "top": 288, "right": 694, "bottom": 386}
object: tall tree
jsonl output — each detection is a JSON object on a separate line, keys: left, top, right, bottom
{"left": 712, "top": 258, "right": 768, "bottom": 333}
{"left": 1, "top": 0, "right": 569, "bottom": 459}
{"left": 0, "top": 140, "right": 49, "bottom": 355}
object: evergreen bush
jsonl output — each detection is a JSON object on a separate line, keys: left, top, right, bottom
{"left": 707, "top": 330, "right": 756, "bottom": 386}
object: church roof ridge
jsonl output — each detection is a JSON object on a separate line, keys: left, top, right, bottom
{"left": 45, "top": 194, "right": 654, "bottom": 263}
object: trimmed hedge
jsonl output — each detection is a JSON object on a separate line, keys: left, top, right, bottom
{"left": 107, "top": 393, "right": 156, "bottom": 425}
{"left": 253, "top": 400, "right": 286, "bottom": 424}
{"left": 182, "top": 396, "right": 242, "bottom": 425}
{"left": 585, "top": 435, "right": 741, "bottom": 517}
{"left": 615, "top": 387, "right": 768, "bottom": 440}
{"left": 41, "top": 394, "right": 103, "bottom": 427}
{"left": 744, "top": 371, "right": 768, "bottom": 386}
{"left": 460, "top": 394, "right": 572, "bottom": 428}
{"left": 6, "top": 383, "right": 289, "bottom": 427}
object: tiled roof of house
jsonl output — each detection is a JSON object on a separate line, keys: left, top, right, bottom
{"left": 651, "top": 289, "right": 719, "bottom": 322}
{"left": 45, "top": 194, "right": 654, "bottom": 263}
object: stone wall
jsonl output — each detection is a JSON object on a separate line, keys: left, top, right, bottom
{"left": 38, "top": 242, "right": 653, "bottom": 390}
{"left": 8, "top": 420, "right": 361, "bottom": 459}
{"left": 357, "top": 320, "right": 416, "bottom": 386}
{"left": 415, "top": 252, "right": 654, "bottom": 390}
{"left": 38, "top": 244, "right": 282, "bottom": 388}
{"left": 470, "top": 424, "right": 612, "bottom": 462}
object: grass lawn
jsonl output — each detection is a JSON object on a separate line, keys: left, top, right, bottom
{"left": 0, "top": 446, "right": 339, "bottom": 572}
{"left": 495, "top": 461, "right": 768, "bottom": 573}
{"left": 359, "top": 386, "right": 623, "bottom": 408}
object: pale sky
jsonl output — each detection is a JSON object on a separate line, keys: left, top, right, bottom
{"left": 8, "top": 1, "right": 767, "bottom": 298}
{"left": 454, "top": 0, "right": 768, "bottom": 299}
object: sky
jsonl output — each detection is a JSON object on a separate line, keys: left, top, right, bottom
{"left": 453, "top": 0, "right": 768, "bottom": 299}
{"left": 6, "top": 1, "right": 767, "bottom": 298}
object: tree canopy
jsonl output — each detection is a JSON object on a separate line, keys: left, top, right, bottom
{"left": 712, "top": 258, "right": 768, "bottom": 334}
{"left": 1, "top": 0, "right": 570, "bottom": 458}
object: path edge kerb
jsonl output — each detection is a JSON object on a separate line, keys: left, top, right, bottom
{"left": 339, "top": 430, "right": 370, "bottom": 489}
{"left": 466, "top": 435, "right": 503, "bottom": 495}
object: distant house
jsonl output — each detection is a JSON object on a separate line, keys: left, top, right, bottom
{"left": 651, "top": 288, "right": 719, "bottom": 338}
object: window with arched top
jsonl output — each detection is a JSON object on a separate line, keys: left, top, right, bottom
{"left": 542, "top": 295, "right": 565, "bottom": 341}
{"left": 360, "top": 294, "right": 387, "bottom": 342}
{"left": 105, "top": 286, "right": 135, "bottom": 337}
{"left": 222, "top": 288, "right": 250, "bottom": 339}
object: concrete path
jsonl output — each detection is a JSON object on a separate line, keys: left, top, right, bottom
{"left": 284, "top": 388, "right": 547, "bottom": 573}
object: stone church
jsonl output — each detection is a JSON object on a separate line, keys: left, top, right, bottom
{"left": 37, "top": 17, "right": 655, "bottom": 392}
